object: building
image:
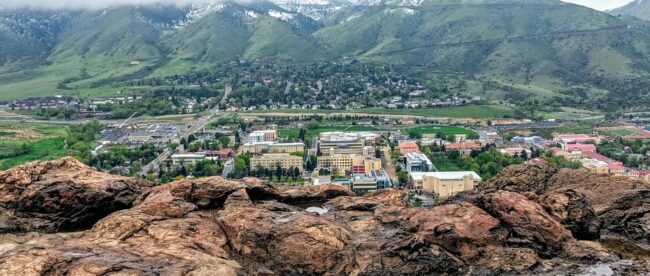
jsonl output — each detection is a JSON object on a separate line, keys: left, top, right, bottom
{"left": 581, "top": 151, "right": 625, "bottom": 175}
{"left": 319, "top": 132, "right": 381, "bottom": 146}
{"left": 629, "top": 170, "right": 650, "bottom": 182}
{"left": 171, "top": 153, "right": 206, "bottom": 166}
{"left": 246, "top": 130, "right": 277, "bottom": 143}
{"left": 269, "top": 143, "right": 304, "bottom": 153}
{"left": 351, "top": 156, "right": 383, "bottom": 175}
{"left": 499, "top": 147, "right": 532, "bottom": 157}
{"left": 318, "top": 155, "right": 382, "bottom": 175}
{"left": 482, "top": 132, "right": 504, "bottom": 145}
{"left": 554, "top": 134, "right": 602, "bottom": 144}
{"left": 240, "top": 142, "right": 304, "bottom": 154}
{"left": 564, "top": 143, "right": 596, "bottom": 153}
{"left": 445, "top": 142, "right": 482, "bottom": 156}
{"left": 397, "top": 141, "right": 420, "bottom": 155}
{"left": 580, "top": 159, "right": 609, "bottom": 175}
{"left": 511, "top": 136, "right": 545, "bottom": 145}
{"left": 409, "top": 171, "right": 482, "bottom": 197}
{"left": 206, "top": 148, "right": 234, "bottom": 160}
{"left": 250, "top": 153, "right": 303, "bottom": 171}
{"left": 405, "top": 153, "right": 434, "bottom": 173}
{"left": 320, "top": 137, "right": 367, "bottom": 156}
{"left": 350, "top": 170, "right": 392, "bottom": 195}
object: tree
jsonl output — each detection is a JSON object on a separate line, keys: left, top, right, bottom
{"left": 520, "top": 150, "right": 529, "bottom": 161}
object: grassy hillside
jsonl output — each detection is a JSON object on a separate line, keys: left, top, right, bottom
{"left": 315, "top": 0, "right": 650, "bottom": 104}
{"left": 611, "top": 0, "right": 650, "bottom": 21}
{"left": 0, "top": 0, "right": 649, "bottom": 111}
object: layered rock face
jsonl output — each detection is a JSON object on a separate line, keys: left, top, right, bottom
{"left": 481, "top": 163, "right": 650, "bottom": 244}
{"left": 0, "top": 157, "right": 152, "bottom": 233}
{"left": 0, "top": 158, "right": 648, "bottom": 275}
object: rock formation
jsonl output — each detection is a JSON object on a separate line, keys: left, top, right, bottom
{"left": 0, "top": 158, "right": 648, "bottom": 275}
{"left": 0, "top": 157, "right": 152, "bottom": 233}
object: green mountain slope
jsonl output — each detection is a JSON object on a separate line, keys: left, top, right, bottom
{"left": 611, "top": 0, "right": 650, "bottom": 21}
{"left": 0, "top": 0, "right": 649, "bottom": 109}
{"left": 314, "top": 0, "right": 650, "bottom": 104}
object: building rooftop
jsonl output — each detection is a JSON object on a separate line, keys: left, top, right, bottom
{"left": 410, "top": 171, "right": 481, "bottom": 181}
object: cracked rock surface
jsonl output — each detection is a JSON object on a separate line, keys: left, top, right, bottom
{"left": 0, "top": 158, "right": 649, "bottom": 275}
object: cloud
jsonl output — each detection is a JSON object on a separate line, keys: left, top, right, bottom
{"left": 561, "top": 0, "right": 634, "bottom": 11}
{"left": 0, "top": 0, "right": 222, "bottom": 10}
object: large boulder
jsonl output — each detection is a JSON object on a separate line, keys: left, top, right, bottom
{"left": 483, "top": 163, "right": 650, "bottom": 243}
{"left": 0, "top": 157, "right": 152, "bottom": 233}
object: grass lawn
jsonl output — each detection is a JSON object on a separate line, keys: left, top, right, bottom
{"left": 406, "top": 125, "right": 476, "bottom": 136}
{"left": 607, "top": 129, "right": 642, "bottom": 137}
{"left": 434, "top": 163, "right": 463, "bottom": 171}
{"left": 0, "top": 138, "right": 68, "bottom": 170}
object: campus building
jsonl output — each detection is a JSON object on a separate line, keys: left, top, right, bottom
{"left": 409, "top": 171, "right": 482, "bottom": 198}
{"left": 397, "top": 141, "right": 420, "bottom": 155}
{"left": 405, "top": 152, "right": 434, "bottom": 173}
{"left": 250, "top": 153, "right": 303, "bottom": 171}
{"left": 240, "top": 142, "right": 304, "bottom": 154}
{"left": 246, "top": 130, "right": 277, "bottom": 143}
{"left": 319, "top": 137, "right": 367, "bottom": 156}
{"left": 317, "top": 155, "right": 382, "bottom": 175}
{"left": 171, "top": 153, "right": 206, "bottom": 166}
{"left": 445, "top": 141, "right": 482, "bottom": 156}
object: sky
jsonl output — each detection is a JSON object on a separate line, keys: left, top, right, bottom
{"left": 0, "top": 0, "right": 637, "bottom": 11}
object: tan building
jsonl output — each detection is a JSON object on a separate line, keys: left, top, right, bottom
{"left": 318, "top": 154, "right": 382, "bottom": 174}
{"left": 250, "top": 153, "right": 303, "bottom": 171}
{"left": 171, "top": 153, "right": 206, "bottom": 166}
{"left": 319, "top": 137, "right": 367, "bottom": 156}
{"left": 269, "top": 143, "right": 304, "bottom": 153}
{"left": 409, "top": 171, "right": 481, "bottom": 198}
{"left": 246, "top": 130, "right": 277, "bottom": 143}
{"left": 240, "top": 142, "right": 304, "bottom": 154}
{"left": 580, "top": 159, "right": 609, "bottom": 175}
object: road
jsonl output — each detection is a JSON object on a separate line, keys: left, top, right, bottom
{"left": 139, "top": 84, "right": 232, "bottom": 176}
{"left": 381, "top": 146, "right": 397, "bottom": 183}
{"left": 221, "top": 158, "right": 234, "bottom": 178}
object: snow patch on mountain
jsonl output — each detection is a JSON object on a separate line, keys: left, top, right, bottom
{"left": 175, "top": 2, "right": 224, "bottom": 29}
{"left": 269, "top": 10, "right": 295, "bottom": 21}
{"left": 385, "top": 7, "right": 416, "bottom": 15}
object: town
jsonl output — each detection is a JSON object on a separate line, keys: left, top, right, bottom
{"left": 13, "top": 107, "right": 636, "bottom": 206}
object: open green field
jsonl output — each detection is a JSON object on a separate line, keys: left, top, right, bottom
{"left": 606, "top": 129, "right": 643, "bottom": 137}
{"left": 247, "top": 105, "right": 514, "bottom": 119}
{"left": 278, "top": 125, "right": 381, "bottom": 139}
{"left": 0, "top": 138, "right": 68, "bottom": 170}
{"left": 406, "top": 126, "right": 476, "bottom": 136}
{"left": 0, "top": 123, "right": 71, "bottom": 170}
{"left": 434, "top": 163, "right": 463, "bottom": 172}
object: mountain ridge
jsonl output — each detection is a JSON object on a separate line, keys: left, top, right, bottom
{"left": 0, "top": 0, "right": 649, "bottom": 109}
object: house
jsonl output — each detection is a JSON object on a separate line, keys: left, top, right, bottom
{"left": 397, "top": 141, "right": 420, "bottom": 155}
{"left": 445, "top": 142, "right": 482, "bottom": 156}
{"left": 409, "top": 171, "right": 482, "bottom": 198}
